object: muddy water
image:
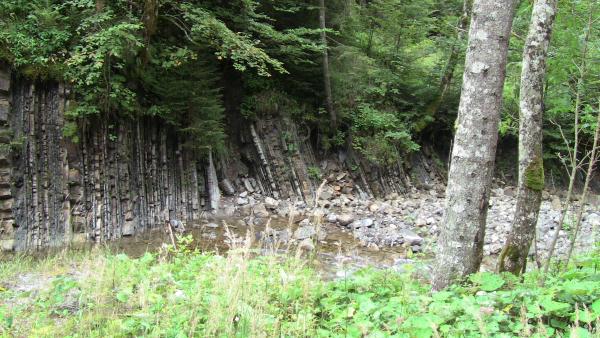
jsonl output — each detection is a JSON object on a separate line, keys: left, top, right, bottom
{"left": 109, "top": 217, "right": 411, "bottom": 279}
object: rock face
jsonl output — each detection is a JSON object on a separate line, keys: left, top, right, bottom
{"left": 6, "top": 80, "right": 207, "bottom": 250}
{"left": 2, "top": 64, "right": 542, "bottom": 253}
{"left": 0, "top": 65, "right": 322, "bottom": 251}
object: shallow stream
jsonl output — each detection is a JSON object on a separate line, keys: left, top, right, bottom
{"left": 110, "top": 217, "right": 414, "bottom": 279}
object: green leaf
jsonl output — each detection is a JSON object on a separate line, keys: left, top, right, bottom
{"left": 116, "top": 291, "right": 130, "bottom": 303}
{"left": 470, "top": 272, "right": 505, "bottom": 292}
{"left": 591, "top": 299, "right": 600, "bottom": 314}
{"left": 569, "top": 327, "right": 591, "bottom": 338}
{"left": 539, "top": 297, "right": 571, "bottom": 314}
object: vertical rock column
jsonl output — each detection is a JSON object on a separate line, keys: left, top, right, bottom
{"left": 10, "top": 80, "right": 70, "bottom": 250}
{"left": 0, "top": 66, "right": 15, "bottom": 251}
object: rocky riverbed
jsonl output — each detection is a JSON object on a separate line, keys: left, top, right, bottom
{"left": 208, "top": 177, "right": 600, "bottom": 271}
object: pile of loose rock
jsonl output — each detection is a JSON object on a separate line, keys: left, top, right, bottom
{"left": 214, "top": 175, "right": 600, "bottom": 261}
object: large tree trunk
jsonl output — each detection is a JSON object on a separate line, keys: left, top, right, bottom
{"left": 432, "top": 0, "right": 518, "bottom": 291}
{"left": 319, "top": 0, "right": 337, "bottom": 129}
{"left": 498, "top": 0, "right": 558, "bottom": 275}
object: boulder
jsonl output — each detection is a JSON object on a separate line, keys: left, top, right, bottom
{"left": 1, "top": 239, "right": 14, "bottom": 251}
{"left": 299, "top": 218, "right": 311, "bottom": 227}
{"left": 399, "top": 229, "right": 423, "bottom": 245}
{"left": 122, "top": 221, "right": 135, "bottom": 236}
{"left": 294, "top": 226, "right": 316, "bottom": 240}
{"left": 586, "top": 213, "right": 600, "bottom": 226}
{"left": 320, "top": 189, "right": 334, "bottom": 201}
{"left": 369, "top": 203, "right": 380, "bottom": 213}
{"left": 219, "top": 179, "right": 236, "bottom": 196}
{"left": 551, "top": 196, "right": 562, "bottom": 210}
{"left": 264, "top": 197, "right": 280, "bottom": 210}
{"left": 415, "top": 217, "right": 427, "bottom": 227}
{"left": 337, "top": 213, "right": 354, "bottom": 226}
{"left": 298, "top": 238, "right": 315, "bottom": 252}
{"left": 349, "top": 218, "right": 374, "bottom": 229}
{"left": 253, "top": 204, "right": 270, "bottom": 218}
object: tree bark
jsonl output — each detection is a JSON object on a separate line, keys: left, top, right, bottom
{"left": 319, "top": 0, "right": 337, "bottom": 129}
{"left": 432, "top": 0, "right": 518, "bottom": 291}
{"left": 498, "top": 0, "right": 558, "bottom": 275}
{"left": 95, "top": 0, "right": 105, "bottom": 13}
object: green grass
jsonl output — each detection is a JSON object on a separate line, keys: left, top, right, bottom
{"left": 1, "top": 238, "right": 600, "bottom": 337}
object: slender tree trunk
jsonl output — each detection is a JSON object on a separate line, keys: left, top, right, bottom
{"left": 564, "top": 104, "right": 600, "bottom": 267}
{"left": 141, "top": 0, "right": 159, "bottom": 66}
{"left": 319, "top": 0, "right": 337, "bottom": 129}
{"left": 432, "top": 0, "right": 518, "bottom": 291}
{"left": 426, "top": 0, "right": 472, "bottom": 118}
{"left": 542, "top": 6, "right": 594, "bottom": 281}
{"left": 95, "top": 0, "right": 105, "bottom": 13}
{"left": 498, "top": 0, "right": 558, "bottom": 275}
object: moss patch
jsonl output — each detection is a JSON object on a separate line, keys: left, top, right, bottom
{"left": 524, "top": 157, "right": 544, "bottom": 191}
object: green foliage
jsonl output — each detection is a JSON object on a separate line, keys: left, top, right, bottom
{"left": 307, "top": 166, "right": 322, "bottom": 181}
{"left": 350, "top": 104, "right": 420, "bottom": 165}
{"left": 2, "top": 247, "right": 600, "bottom": 337}
{"left": 178, "top": 3, "right": 287, "bottom": 77}
{"left": 0, "top": 0, "right": 322, "bottom": 159}
{"left": 329, "top": 0, "right": 463, "bottom": 164}
{"left": 1, "top": 0, "right": 598, "bottom": 167}
{"left": 502, "top": 0, "right": 600, "bottom": 164}
{"left": 144, "top": 55, "right": 226, "bottom": 154}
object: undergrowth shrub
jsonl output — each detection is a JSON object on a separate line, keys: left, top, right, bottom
{"left": 0, "top": 240, "right": 599, "bottom": 337}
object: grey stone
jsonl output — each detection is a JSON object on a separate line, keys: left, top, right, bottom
{"left": 349, "top": 218, "right": 374, "bottom": 229}
{"left": 264, "top": 197, "right": 280, "bottom": 210}
{"left": 586, "top": 213, "right": 600, "bottom": 226}
{"left": 219, "top": 179, "right": 236, "bottom": 196}
{"left": 1, "top": 239, "right": 14, "bottom": 251}
{"left": 299, "top": 218, "right": 311, "bottom": 227}
{"left": 337, "top": 213, "right": 354, "bottom": 226}
{"left": 298, "top": 238, "right": 315, "bottom": 252}
{"left": 253, "top": 204, "right": 270, "bottom": 218}
{"left": 551, "top": 196, "right": 562, "bottom": 210}
{"left": 122, "top": 221, "right": 135, "bottom": 236}
{"left": 411, "top": 245, "right": 422, "bottom": 253}
{"left": 294, "top": 226, "right": 316, "bottom": 240}
{"left": 399, "top": 229, "right": 423, "bottom": 245}
{"left": 237, "top": 197, "right": 249, "bottom": 205}
{"left": 320, "top": 190, "right": 334, "bottom": 201}
{"left": 415, "top": 217, "right": 427, "bottom": 227}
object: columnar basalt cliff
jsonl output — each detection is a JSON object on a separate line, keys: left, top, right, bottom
{"left": 0, "top": 66, "right": 317, "bottom": 251}
{"left": 0, "top": 65, "right": 444, "bottom": 251}
{"left": 3, "top": 73, "right": 209, "bottom": 251}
